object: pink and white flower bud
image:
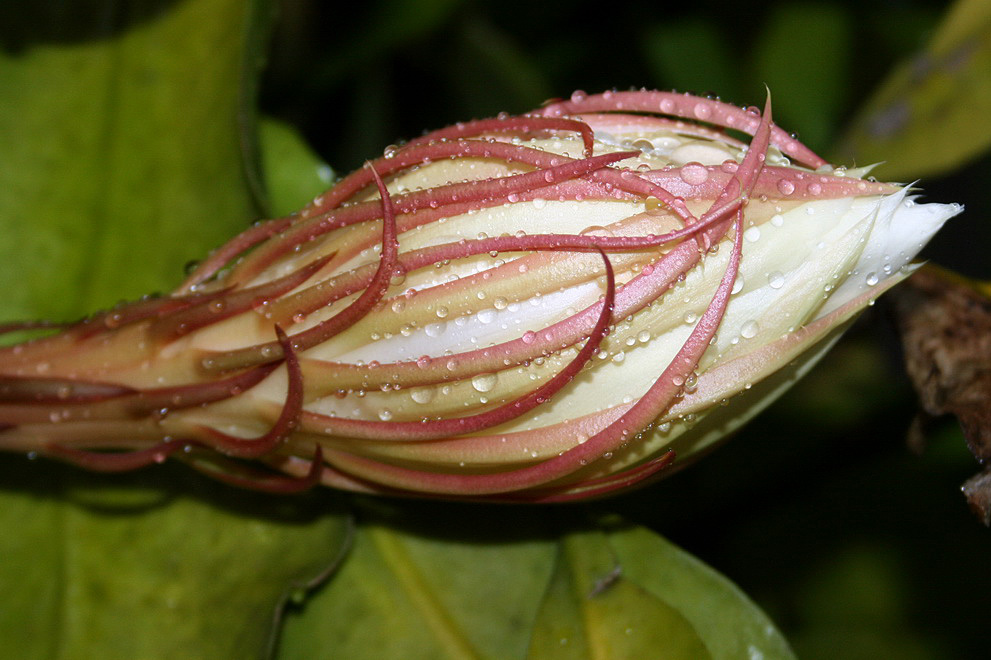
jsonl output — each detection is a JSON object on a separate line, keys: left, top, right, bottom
{"left": 0, "top": 91, "right": 961, "bottom": 501}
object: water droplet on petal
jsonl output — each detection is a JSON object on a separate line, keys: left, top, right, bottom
{"left": 777, "top": 179, "right": 796, "bottom": 195}
{"left": 425, "top": 321, "right": 446, "bottom": 337}
{"left": 741, "top": 320, "right": 759, "bottom": 339}
{"left": 471, "top": 373, "right": 498, "bottom": 393}
{"left": 679, "top": 162, "right": 709, "bottom": 185}
{"left": 410, "top": 388, "right": 435, "bottom": 404}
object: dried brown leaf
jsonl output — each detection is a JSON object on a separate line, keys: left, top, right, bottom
{"left": 891, "top": 264, "right": 991, "bottom": 523}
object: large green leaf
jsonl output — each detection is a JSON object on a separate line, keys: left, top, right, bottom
{"left": 0, "top": 459, "right": 350, "bottom": 659}
{"left": 0, "top": 3, "right": 352, "bottom": 658}
{"left": 836, "top": 0, "right": 991, "bottom": 180}
{"left": 0, "top": 0, "right": 263, "bottom": 322}
{"left": 528, "top": 527, "right": 710, "bottom": 659}
{"left": 279, "top": 507, "right": 794, "bottom": 659}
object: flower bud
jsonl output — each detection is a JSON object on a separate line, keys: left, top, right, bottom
{"left": 0, "top": 91, "right": 961, "bottom": 501}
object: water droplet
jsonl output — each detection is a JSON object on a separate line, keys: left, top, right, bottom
{"left": 493, "top": 297, "right": 508, "bottom": 310}
{"left": 744, "top": 226, "right": 761, "bottom": 243}
{"left": 693, "top": 102, "right": 712, "bottom": 120}
{"left": 425, "top": 321, "right": 446, "bottom": 337}
{"left": 612, "top": 351, "right": 625, "bottom": 363}
{"left": 866, "top": 272, "right": 879, "bottom": 286}
{"left": 378, "top": 409, "right": 393, "bottom": 421}
{"left": 776, "top": 179, "right": 795, "bottom": 195}
{"left": 570, "top": 89, "right": 588, "bottom": 103}
{"left": 740, "top": 320, "right": 759, "bottom": 339}
{"left": 732, "top": 276, "right": 744, "bottom": 295}
{"left": 391, "top": 300, "right": 406, "bottom": 313}
{"left": 679, "top": 162, "right": 709, "bottom": 185}
{"left": 808, "top": 183, "right": 823, "bottom": 195}
{"left": 471, "top": 372, "right": 498, "bottom": 393}
{"left": 770, "top": 213, "right": 784, "bottom": 227}
{"left": 477, "top": 308, "right": 497, "bottom": 324}
{"left": 435, "top": 306, "right": 449, "bottom": 319}
{"left": 767, "top": 271, "right": 785, "bottom": 289}
{"left": 410, "top": 388, "right": 435, "bottom": 404}
{"left": 383, "top": 144, "right": 399, "bottom": 159}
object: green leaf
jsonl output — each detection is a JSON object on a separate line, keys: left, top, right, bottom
{"left": 0, "top": 3, "right": 353, "bottom": 658}
{"left": 279, "top": 508, "right": 793, "bottom": 659}
{"left": 258, "top": 117, "right": 335, "bottom": 217}
{"left": 0, "top": 459, "right": 351, "bottom": 659}
{"left": 609, "top": 522, "right": 795, "bottom": 660}
{"left": 528, "top": 528, "right": 710, "bottom": 659}
{"left": 836, "top": 0, "right": 991, "bottom": 179}
{"left": 280, "top": 506, "right": 554, "bottom": 659}
{"left": 0, "top": 0, "right": 263, "bottom": 322}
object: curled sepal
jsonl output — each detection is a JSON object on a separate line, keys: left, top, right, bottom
{"left": 198, "top": 326, "right": 303, "bottom": 459}
{"left": 45, "top": 438, "right": 188, "bottom": 473}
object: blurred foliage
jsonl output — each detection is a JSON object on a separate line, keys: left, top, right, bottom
{"left": 838, "top": 0, "right": 991, "bottom": 181}
{"left": 2, "top": 0, "right": 990, "bottom": 658}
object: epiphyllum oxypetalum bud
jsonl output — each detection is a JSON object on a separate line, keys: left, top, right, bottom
{"left": 0, "top": 91, "right": 960, "bottom": 501}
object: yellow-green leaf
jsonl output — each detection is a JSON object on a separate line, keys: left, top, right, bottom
{"left": 279, "top": 508, "right": 793, "bottom": 659}
{"left": 836, "top": 0, "right": 991, "bottom": 180}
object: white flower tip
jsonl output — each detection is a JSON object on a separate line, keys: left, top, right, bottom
{"left": 823, "top": 187, "right": 963, "bottom": 316}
